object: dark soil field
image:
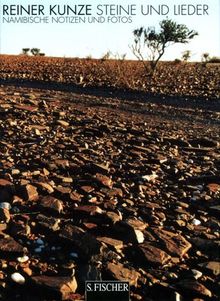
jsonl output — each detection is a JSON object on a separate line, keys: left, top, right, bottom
{"left": 0, "top": 55, "right": 220, "bottom": 301}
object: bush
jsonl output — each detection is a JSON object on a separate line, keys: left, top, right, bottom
{"left": 208, "top": 56, "right": 220, "bottom": 63}
{"left": 173, "top": 58, "right": 182, "bottom": 64}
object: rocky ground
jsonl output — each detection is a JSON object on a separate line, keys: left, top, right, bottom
{"left": 0, "top": 55, "right": 219, "bottom": 99}
{"left": 0, "top": 82, "right": 220, "bottom": 301}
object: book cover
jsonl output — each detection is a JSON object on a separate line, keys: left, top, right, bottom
{"left": 0, "top": 0, "right": 219, "bottom": 300}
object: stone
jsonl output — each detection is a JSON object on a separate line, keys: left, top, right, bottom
{"left": 0, "top": 208, "right": 10, "bottom": 223}
{"left": 55, "top": 159, "right": 69, "bottom": 168}
{"left": 43, "top": 168, "right": 50, "bottom": 176}
{"left": 192, "top": 219, "right": 201, "bottom": 226}
{"left": 0, "top": 179, "right": 13, "bottom": 186}
{"left": 0, "top": 237, "right": 24, "bottom": 255}
{"left": 101, "top": 188, "right": 123, "bottom": 197}
{"left": 142, "top": 173, "right": 158, "bottom": 182}
{"left": 97, "top": 237, "right": 123, "bottom": 251}
{"left": 36, "top": 182, "right": 54, "bottom": 194}
{"left": 138, "top": 243, "right": 171, "bottom": 266}
{"left": 70, "top": 191, "right": 83, "bottom": 202}
{"left": 134, "top": 230, "right": 145, "bottom": 243}
{"left": 17, "top": 184, "right": 39, "bottom": 202}
{"left": 36, "top": 214, "right": 60, "bottom": 231}
{"left": 17, "top": 255, "right": 29, "bottom": 263}
{"left": 73, "top": 205, "right": 103, "bottom": 216}
{"left": 0, "top": 202, "right": 11, "bottom": 210}
{"left": 59, "top": 225, "right": 102, "bottom": 260}
{"left": 80, "top": 186, "right": 94, "bottom": 194}
{"left": 31, "top": 275, "right": 77, "bottom": 300}
{"left": 106, "top": 262, "right": 140, "bottom": 287}
{"left": 126, "top": 218, "right": 148, "bottom": 231}
{"left": 57, "top": 120, "right": 69, "bottom": 127}
{"left": 104, "top": 211, "right": 122, "bottom": 224}
{"left": 62, "top": 177, "right": 73, "bottom": 183}
{"left": 15, "top": 104, "right": 38, "bottom": 112}
{"left": 198, "top": 261, "right": 220, "bottom": 276}
{"left": 191, "top": 269, "right": 203, "bottom": 280}
{"left": 55, "top": 185, "right": 71, "bottom": 197}
{"left": 113, "top": 221, "right": 145, "bottom": 244}
{"left": 94, "top": 173, "right": 113, "bottom": 188}
{"left": 0, "top": 223, "right": 7, "bottom": 231}
{"left": 89, "top": 163, "right": 110, "bottom": 174}
{"left": 11, "top": 272, "right": 25, "bottom": 284}
{"left": 39, "top": 196, "right": 63, "bottom": 214}
{"left": 176, "top": 279, "right": 212, "bottom": 298}
{"left": 207, "top": 183, "right": 220, "bottom": 193}
{"left": 152, "top": 229, "right": 192, "bottom": 257}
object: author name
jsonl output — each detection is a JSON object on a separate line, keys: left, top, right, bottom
{"left": 2, "top": 4, "right": 92, "bottom": 16}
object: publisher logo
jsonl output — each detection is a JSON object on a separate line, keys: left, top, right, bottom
{"left": 85, "top": 281, "right": 130, "bottom": 301}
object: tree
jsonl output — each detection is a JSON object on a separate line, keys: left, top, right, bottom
{"left": 201, "top": 52, "right": 210, "bottom": 62}
{"left": 31, "top": 48, "right": 41, "bottom": 56}
{"left": 182, "top": 50, "right": 191, "bottom": 62}
{"left": 22, "top": 48, "right": 30, "bottom": 55}
{"left": 101, "top": 51, "right": 112, "bottom": 61}
{"left": 131, "top": 19, "right": 198, "bottom": 74}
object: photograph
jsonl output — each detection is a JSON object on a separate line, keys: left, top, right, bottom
{"left": 0, "top": 0, "right": 219, "bottom": 300}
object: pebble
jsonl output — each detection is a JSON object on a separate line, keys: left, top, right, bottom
{"left": 191, "top": 269, "right": 203, "bottom": 280}
{"left": 192, "top": 219, "right": 202, "bottom": 226}
{"left": 70, "top": 252, "right": 79, "bottom": 258}
{"left": 35, "top": 238, "right": 44, "bottom": 245}
{"left": 34, "top": 247, "right": 43, "bottom": 253}
{"left": 134, "top": 230, "right": 145, "bottom": 243}
{"left": 17, "top": 255, "right": 29, "bottom": 263}
{"left": 0, "top": 203, "right": 11, "bottom": 210}
{"left": 174, "top": 292, "right": 183, "bottom": 301}
{"left": 11, "top": 272, "right": 25, "bottom": 284}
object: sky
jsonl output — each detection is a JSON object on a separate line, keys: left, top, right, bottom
{"left": 0, "top": 0, "right": 219, "bottom": 61}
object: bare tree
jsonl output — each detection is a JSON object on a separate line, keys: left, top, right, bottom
{"left": 182, "top": 50, "right": 191, "bottom": 62}
{"left": 201, "top": 52, "right": 210, "bottom": 62}
{"left": 131, "top": 19, "right": 198, "bottom": 75}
